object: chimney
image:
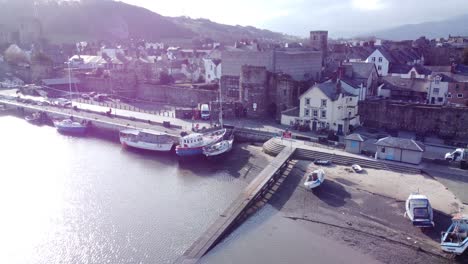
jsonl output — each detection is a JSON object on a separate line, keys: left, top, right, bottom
{"left": 336, "top": 80, "right": 342, "bottom": 94}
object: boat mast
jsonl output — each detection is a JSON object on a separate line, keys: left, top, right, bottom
{"left": 219, "top": 80, "right": 223, "bottom": 128}
{"left": 68, "top": 58, "right": 73, "bottom": 116}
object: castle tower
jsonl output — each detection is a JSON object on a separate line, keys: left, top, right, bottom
{"left": 310, "top": 30, "right": 328, "bottom": 56}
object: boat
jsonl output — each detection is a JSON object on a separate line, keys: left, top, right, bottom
{"left": 404, "top": 193, "right": 434, "bottom": 228}
{"left": 203, "top": 135, "right": 234, "bottom": 157}
{"left": 176, "top": 129, "right": 226, "bottom": 157}
{"left": 55, "top": 60, "right": 87, "bottom": 134}
{"left": 54, "top": 119, "right": 87, "bottom": 134}
{"left": 352, "top": 164, "right": 363, "bottom": 173}
{"left": 25, "top": 112, "right": 42, "bottom": 124}
{"left": 119, "top": 129, "right": 174, "bottom": 152}
{"left": 304, "top": 169, "right": 325, "bottom": 189}
{"left": 441, "top": 214, "right": 468, "bottom": 255}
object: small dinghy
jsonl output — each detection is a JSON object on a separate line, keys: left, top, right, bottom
{"left": 304, "top": 169, "right": 325, "bottom": 189}
{"left": 405, "top": 193, "right": 434, "bottom": 228}
{"left": 25, "top": 112, "right": 42, "bottom": 124}
{"left": 441, "top": 214, "right": 468, "bottom": 255}
{"left": 352, "top": 164, "right": 363, "bottom": 173}
{"left": 203, "top": 135, "right": 234, "bottom": 157}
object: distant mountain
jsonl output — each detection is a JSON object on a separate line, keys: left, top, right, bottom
{"left": 168, "top": 16, "right": 298, "bottom": 44}
{"left": 366, "top": 14, "right": 468, "bottom": 40}
{"left": 0, "top": 0, "right": 295, "bottom": 44}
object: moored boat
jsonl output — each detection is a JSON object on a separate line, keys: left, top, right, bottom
{"left": 120, "top": 129, "right": 174, "bottom": 152}
{"left": 441, "top": 214, "right": 468, "bottom": 255}
{"left": 405, "top": 193, "right": 434, "bottom": 228}
{"left": 203, "top": 135, "right": 234, "bottom": 157}
{"left": 304, "top": 169, "right": 325, "bottom": 189}
{"left": 25, "top": 112, "right": 42, "bottom": 124}
{"left": 176, "top": 129, "right": 226, "bottom": 157}
{"left": 54, "top": 119, "right": 87, "bottom": 134}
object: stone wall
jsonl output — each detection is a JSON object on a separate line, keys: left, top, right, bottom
{"left": 359, "top": 100, "right": 468, "bottom": 138}
{"left": 81, "top": 70, "right": 138, "bottom": 98}
{"left": 274, "top": 51, "right": 322, "bottom": 81}
{"left": 240, "top": 65, "right": 269, "bottom": 118}
{"left": 221, "top": 50, "right": 274, "bottom": 77}
{"left": 137, "top": 83, "right": 218, "bottom": 107}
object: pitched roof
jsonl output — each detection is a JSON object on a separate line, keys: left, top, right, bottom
{"left": 345, "top": 62, "right": 376, "bottom": 79}
{"left": 42, "top": 78, "right": 79, "bottom": 86}
{"left": 345, "top": 133, "right": 364, "bottom": 142}
{"left": 382, "top": 76, "right": 429, "bottom": 93}
{"left": 303, "top": 80, "right": 355, "bottom": 101}
{"left": 375, "top": 137, "right": 425, "bottom": 152}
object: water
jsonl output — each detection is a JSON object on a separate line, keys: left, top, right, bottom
{"left": 0, "top": 116, "right": 250, "bottom": 264}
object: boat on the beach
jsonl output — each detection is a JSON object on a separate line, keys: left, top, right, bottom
{"left": 304, "top": 169, "right": 325, "bottom": 189}
{"left": 352, "top": 164, "right": 363, "bottom": 173}
{"left": 176, "top": 129, "right": 226, "bottom": 157}
{"left": 441, "top": 214, "right": 468, "bottom": 255}
{"left": 203, "top": 135, "right": 234, "bottom": 157}
{"left": 54, "top": 119, "right": 87, "bottom": 134}
{"left": 119, "top": 129, "right": 174, "bottom": 152}
{"left": 25, "top": 112, "right": 42, "bottom": 124}
{"left": 404, "top": 193, "right": 434, "bottom": 228}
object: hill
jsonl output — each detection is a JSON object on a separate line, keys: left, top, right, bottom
{"left": 0, "top": 0, "right": 295, "bottom": 44}
{"left": 366, "top": 14, "right": 468, "bottom": 40}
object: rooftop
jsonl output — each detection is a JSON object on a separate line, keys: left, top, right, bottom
{"left": 375, "top": 137, "right": 425, "bottom": 152}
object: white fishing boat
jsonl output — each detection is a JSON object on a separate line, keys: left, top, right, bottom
{"left": 203, "top": 135, "right": 234, "bottom": 157}
{"left": 405, "top": 193, "right": 434, "bottom": 228}
{"left": 176, "top": 129, "right": 226, "bottom": 157}
{"left": 304, "top": 169, "right": 325, "bottom": 189}
{"left": 441, "top": 214, "right": 468, "bottom": 255}
{"left": 120, "top": 129, "right": 174, "bottom": 152}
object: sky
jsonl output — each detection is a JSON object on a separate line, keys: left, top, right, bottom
{"left": 120, "top": 0, "right": 468, "bottom": 37}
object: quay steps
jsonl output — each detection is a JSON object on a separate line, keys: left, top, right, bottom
{"left": 263, "top": 138, "right": 421, "bottom": 175}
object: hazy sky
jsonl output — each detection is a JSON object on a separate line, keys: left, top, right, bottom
{"left": 120, "top": 0, "right": 468, "bottom": 37}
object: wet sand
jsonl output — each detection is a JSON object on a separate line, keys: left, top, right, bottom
{"left": 202, "top": 160, "right": 467, "bottom": 264}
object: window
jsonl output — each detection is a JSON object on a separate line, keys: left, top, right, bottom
{"left": 433, "top": 88, "right": 440, "bottom": 95}
{"left": 378, "top": 57, "right": 383, "bottom": 62}
{"left": 456, "top": 84, "right": 460, "bottom": 90}
{"left": 377, "top": 65, "right": 382, "bottom": 71}
{"left": 305, "top": 98, "right": 310, "bottom": 105}
{"left": 458, "top": 94, "right": 464, "bottom": 98}
{"left": 313, "top": 110, "right": 318, "bottom": 117}
{"left": 372, "top": 57, "right": 376, "bottom": 62}
{"left": 305, "top": 109, "right": 310, "bottom": 116}
{"left": 349, "top": 97, "right": 352, "bottom": 102}
{"left": 435, "top": 76, "right": 441, "bottom": 85}
{"left": 448, "top": 93, "right": 452, "bottom": 98}
{"left": 381, "top": 147, "right": 386, "bottom": 153}
{"left": 348, "top": 111, "right": 352, "bottom": 117}
{"left": 321, "top": 110, "right": 326, "bottom": 118}
{"left": 437, "top": 97, "right": 443, "bottom": 102}
{"left": 321, "top": 99, "right": 327, "bottom": 107}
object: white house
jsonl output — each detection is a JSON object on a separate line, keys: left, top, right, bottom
{"left": 365, "top": 49, "right": 391, "bottom": 76}
{"left": 203, "top": 58, "right": 222, "bottom": 83}
{"left": 340, "top": 62, "right": 379, "bottom": 99}
{"left": 282, "top": 80, "right": 359, "bottom": 135}
{"left": 428, "top": 73, "right": 451, "bottom": 105}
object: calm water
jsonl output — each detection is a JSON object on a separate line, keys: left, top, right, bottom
{"left": 0, "top": 116, "right": 249, "bottom": 264}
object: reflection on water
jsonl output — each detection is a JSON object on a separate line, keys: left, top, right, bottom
{"left": 0, "top": 116, "right": 247, "bottom": 264}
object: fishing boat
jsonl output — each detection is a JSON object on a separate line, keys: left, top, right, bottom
{"left": 404, "top": 193, "right": 434, "bottom": 228}
{"left": 54, "top": 119, "right": 87, "bottom": 134}
{"left": 203, "top": 135, "right": 234, "bottom": 157}
{"left": 25, "top": 112, "right": 42, "bottom": 124}
{"left": 441, "top": 214, "right": 468, "bottom": 255}
{"left": 176, "top": 129, "right": 226, "bottom": 157}
{"left": 119, "top": 129, "right": 174, "bottom": 152}
{"left": 304, "top": 169, "right": 325, "bottom": 189}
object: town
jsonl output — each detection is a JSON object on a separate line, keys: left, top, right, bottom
{"left": 0, "top": 2, "right": 468, "bottom": 264}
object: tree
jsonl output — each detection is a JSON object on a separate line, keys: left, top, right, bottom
{"left": 4, "top": 44, "right": 30, "bottom": 65}
{"left": 463, "top": 47, "right": 468, "bottom": 65}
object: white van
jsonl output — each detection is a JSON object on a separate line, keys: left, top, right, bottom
{"left": 200, "top": 104, "right": 210, "bottom": 120}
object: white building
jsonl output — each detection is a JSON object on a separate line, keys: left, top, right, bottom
{"left": 282, "top": 80, "right": 359, "bottom": 135}
{"left": 203, "top": 58, "right": 222, "bottom": 83}
{"left": 428, "top": 73, "right": 451, "bottom": 105}
{"left": 365, "top": 49, "right": 391, "bottom": 76}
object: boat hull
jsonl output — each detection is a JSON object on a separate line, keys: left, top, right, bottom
{"left": 203, "top": 139, "right": 234, "bottom": 157}
{"left": 120, "top": 138, "right": 173, "bottom": 152}
{"left": 441, "top": 239, "right": 468, "bottom": 255}
{"left": 176, "top": 147, "right": 204, "bottom": 157}
{"left": 56, "top": 125, "right": 87, "bottom": 134}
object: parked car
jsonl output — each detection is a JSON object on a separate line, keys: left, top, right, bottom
{"left": 314, "top": 160, "right": 332, "bottom": 166}
{"left": 200, "top": 104, "right": 210, "bottom": 120}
